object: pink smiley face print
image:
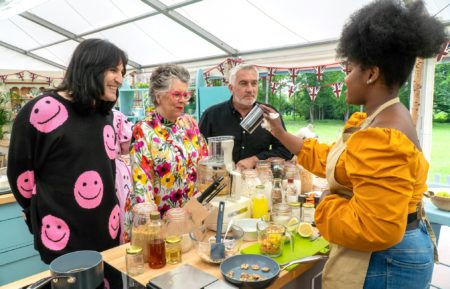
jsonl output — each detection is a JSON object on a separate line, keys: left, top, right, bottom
{"left": 16, "top": 170, "right": 35, "bottom": 199}
{"left": 74, "top": 171, "right": 104, "bottom": 209}
{"left": 109, "top": 205, "right": 120, "bottom": 239}
{"left": 29, "top": 96, "right": 68, "bottom": 133}
{"left": 103, "top": 125, "right": 117, "bottom": 159}
{"left": 41, "top": 215, "right": 70, "bottom": 251}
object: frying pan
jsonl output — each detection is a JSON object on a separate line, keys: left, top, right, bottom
{"left": 220, "top": 254, "right": 327, "bottom": 288}
{"left": 28, "top": 250, "right": 104, "bottom": 289}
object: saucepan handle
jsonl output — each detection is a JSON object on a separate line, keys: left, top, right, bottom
{"left": 280, "top": 255, "right": 328, "bottom": 270}
{"left": 27, "top": 275, "right": 76, "bottom": 289}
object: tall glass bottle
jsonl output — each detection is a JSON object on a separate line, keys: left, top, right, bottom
{"left": 271, "top": 178, "right": 283, "bottom": 207}
{"left": 285, "top": 178, "right": 298, "bottom": 203}
{"left": 148, "top": 211, "right": 166, "bottom": 269}
{"left": 252, "top": 184, "right": 269, "bottom": 219}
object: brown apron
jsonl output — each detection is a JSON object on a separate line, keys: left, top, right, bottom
{"left": 321, "top": 98, "right": 400, "bottom": 289}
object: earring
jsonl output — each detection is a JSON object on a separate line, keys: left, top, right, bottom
{"left": 367, "top": 79, "right": 372, "bottom": 84}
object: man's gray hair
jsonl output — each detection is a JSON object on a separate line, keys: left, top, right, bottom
{"left": 228, "top": 64, "right": 259, "bottom": 85}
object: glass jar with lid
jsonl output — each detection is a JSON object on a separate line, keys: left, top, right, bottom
{"left": 241, "top": 169, "right": 261, "bottom": 198}
{"left": 165, "top": 207, "right": 194, "bottom": 253}
{"left": 165, "top": 235, "right": 182, "bottom": 264}
{"left": 131, "top": 202, "right": 157, "bottom": 262}
{"left": 271, "top": 203, "right": 292, "bottom": 225}
{"left": 126, "top": 245, "right": 144, "bottom": 276}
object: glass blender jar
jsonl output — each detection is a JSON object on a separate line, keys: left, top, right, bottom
{"left": 197, "top": 136, "right": 235, "bottom": 197}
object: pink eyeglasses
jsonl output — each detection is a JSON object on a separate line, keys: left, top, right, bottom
{"left": 168, "top": 90, "right": 192, "bottom": 101}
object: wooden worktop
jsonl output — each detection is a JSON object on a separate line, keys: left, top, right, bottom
{"left": 0, "top": 193, "right": 15, "bottom": 205}
{"left": 1, "top": 243, "right": 320, "bottom": 289}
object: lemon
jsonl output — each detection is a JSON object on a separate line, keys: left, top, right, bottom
{"left": 297, "top": 222, "right": 314, "bottom": 238}
{"left": 286, "top": 217, "right": 299, "bottom": 232}
{"left": 436, "top": 191, "right": 450, "bottom": 198}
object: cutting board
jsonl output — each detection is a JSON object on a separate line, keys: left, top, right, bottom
{"left": 240, "top": 235, "right": 329, "bottom": 270}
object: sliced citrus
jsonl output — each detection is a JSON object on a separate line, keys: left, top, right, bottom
{"left": 297, "top": 222, "right": 314, "bottom": 238}
{"left": 286, "top": 217, "right": 299, "bottom": 232}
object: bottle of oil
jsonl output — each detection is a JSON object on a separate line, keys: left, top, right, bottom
{"left": 148, "top": 211, "right": 166, "bottom": 269}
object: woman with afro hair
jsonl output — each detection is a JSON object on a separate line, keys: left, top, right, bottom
{"left": 261, "top": 0, "right": 448, "bottom": 288}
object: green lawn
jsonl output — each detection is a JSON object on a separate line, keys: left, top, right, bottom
{"left": 283, "top": 117, "right": 450, "bottom": 183}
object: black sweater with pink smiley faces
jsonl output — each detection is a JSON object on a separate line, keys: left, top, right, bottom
{"left": 7, "top": 92, "right": 120, "bottom": 264}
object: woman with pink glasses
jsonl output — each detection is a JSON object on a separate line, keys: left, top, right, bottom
{"left": 124, "top": 64, "right": 208, "bottom": 230}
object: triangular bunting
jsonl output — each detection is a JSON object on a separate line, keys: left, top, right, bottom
{"left": 306, "top": 86, "right": 320, "bottom": 101}
{"left": 332, "top": 82, "right": 343, "bottom": 98}
{"left": 314, "top": 65, "right": 326, "bottom": 82}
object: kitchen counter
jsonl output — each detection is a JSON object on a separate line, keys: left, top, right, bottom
{"left": 0, "top": 193, "right": 15, "bottom": 205}
{"left": 1, "top": 242, "right": 325, "bottom": 289}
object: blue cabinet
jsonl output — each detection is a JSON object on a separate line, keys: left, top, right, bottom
{"left": 0, "top": 201, "right": 47, "bottom": 285}
{"left": 118, "top": 88, "right": 149, "bottom": 124}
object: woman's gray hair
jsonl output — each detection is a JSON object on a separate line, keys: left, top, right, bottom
{"left": 228, "top": 64, "right": 259, "bottom": 86}
{"left": 150, "top": 64, "right": 190, "bottom": 105}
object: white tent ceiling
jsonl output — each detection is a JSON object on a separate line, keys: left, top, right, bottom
{"left": 0, "top": 0, "right": 449, "bottom": 74}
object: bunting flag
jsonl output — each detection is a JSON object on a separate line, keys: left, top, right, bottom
{"left": 29, "top": 72, "right": 38, "bottom": 82}
{"left": 306, "top": 86, "right": 320, "bottom": 101}
{"left": 16, "top": 71, "right": 25, "bottom": 81}
{"left": 0, "top": 70, "right": 62, "bottom": 84}
{"left": 314, "top": 65, "right": 326, "bottom": 82}
{"left": 436, "top": 41, "right": 450, "bottom": 62}
{"left": 271, "top": 82, "right": 279, "bottom": 94}
{"left": 331, "top": 82, "right": 344, "bottom": 98}
{"left": 203, "top": 72, "right": 211, "bottom": 87}
{"left": 267, "top": 67, "right": 276, "bottom": 84}
{"left": 289, "top": 68, "right": 298, "bottom": 84}
{"left": 288, "top": 84, "right": 296, "bottom": 97}
{"left": 339, "top": 62, "right": 351, "bottom": 75}
{"left": 217, "top": 63, "right": 225, "bottom": 75}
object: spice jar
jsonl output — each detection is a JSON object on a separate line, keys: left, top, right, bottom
{"left": 288, "top": 202, "right": 301, "bottom": 220}
{"left": 131, "top": 202, "right": 157, "bottom": 262}
{"left": 165, "top": 208, "right": 194, "bottom": 253}
{"left": 126, "top": 245, "right": 144, "bottom": 276}
{"left": 302, "top": 203, "right": 315, "bottom": 224}
{"left": 165, "top": 235, "right": 182, "bottom": 264}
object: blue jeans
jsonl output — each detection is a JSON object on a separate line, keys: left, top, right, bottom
{"left": 363, "top": 222, "right": 434, "bottom": 289}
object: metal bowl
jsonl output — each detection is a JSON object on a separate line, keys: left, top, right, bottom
{"left": 189, "top": 223, "right": 244, "bottom": 264}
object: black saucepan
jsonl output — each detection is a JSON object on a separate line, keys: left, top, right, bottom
{"left": 220, "top": 254, "right": 327, "bottom": 288}
{"left": 28, "top": 250, "right": 104, "bottom": 289}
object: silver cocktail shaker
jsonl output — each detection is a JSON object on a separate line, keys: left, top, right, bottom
{"left": 240, "top": 104, "right": 264, "bottom": 134}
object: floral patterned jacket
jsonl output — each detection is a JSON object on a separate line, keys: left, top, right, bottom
{"left": 125, "top": 111, "right": 208, "bottom": 226}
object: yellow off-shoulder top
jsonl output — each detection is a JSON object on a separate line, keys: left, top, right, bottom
{"left": 297, "top": 113, "right": 429, "bottom": 251}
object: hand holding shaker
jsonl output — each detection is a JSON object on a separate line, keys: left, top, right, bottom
{"left": 240, "top": 104, "right": 264, "bottom": 134}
